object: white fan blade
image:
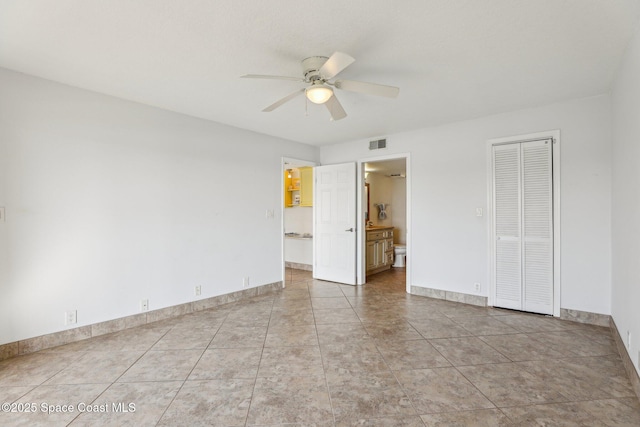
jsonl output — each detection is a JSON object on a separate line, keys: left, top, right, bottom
{"left": 325, "top": 94, "right": 347, "bottom": 121}
{"left": 242, "top": 74, "right": 304, "bottom": 82}
{"left": 334, "top": 79, "right": 399, "bottom": 98}
{"left": 319, "top": 52, "right": 355, "bottom": 80}
{"left": 262, "top": 89, "right": 305, "bottom": 112}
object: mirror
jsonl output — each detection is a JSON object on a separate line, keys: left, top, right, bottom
{"left": 364, "top": 182, "right": 370, "bottom": 222}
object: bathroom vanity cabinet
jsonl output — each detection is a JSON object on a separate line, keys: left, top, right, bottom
{"left": 366, "top": 227, "right": 394, "bottom": 275}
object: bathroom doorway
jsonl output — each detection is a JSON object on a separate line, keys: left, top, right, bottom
{"left": 361, "top": 155, "right": 410, "bottom": 292}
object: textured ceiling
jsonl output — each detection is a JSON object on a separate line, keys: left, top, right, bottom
{"left": 1, "top": 0, "right": 639, "bottom": 146}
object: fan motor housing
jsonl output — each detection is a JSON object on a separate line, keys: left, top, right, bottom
{"left": 302, "top": 56, "right": 328, "bottom": 81}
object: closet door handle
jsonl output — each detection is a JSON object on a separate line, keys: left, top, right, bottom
{"left": 345, "top": 228, "right": 354, "bottom": 232}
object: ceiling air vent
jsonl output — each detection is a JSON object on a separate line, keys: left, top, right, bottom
{"left": 369, "top": 139, "right": 387, "bottom": 150}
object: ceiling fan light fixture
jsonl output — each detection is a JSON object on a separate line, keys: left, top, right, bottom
{"left": 306, "top": 84, "right": 333, "bottom": 104}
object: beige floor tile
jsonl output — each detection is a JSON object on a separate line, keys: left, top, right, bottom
{"left": 257, "top": 345, "right": 324, "bottom": 377}
{"left": 375, "top": 339, "right": 451, "bottom": 371}
{"left": 0, "top": 385, "right": 33, "bottom": 402}
{"left": 276, "top": 288, "right": 310, "bottom": 300}
{"left": 271, "top": 297, "right": 312, "bottom": 311}
{"left": 528, "top": 330, "right": 618, "bottom": 357}
{"left": 438, "top": 304, "right": 494, "bottom": 317}
{"left": 457, "top": 362, "right": 568, "bottom": 406}
{"left": 5, "top": 383, "right": 108, "bottom": 426}
{"left": 408, "top": 318, "right": 472, "bottom": 339}
{"left": 478, "top": 333, "right": 566, "bottom": 362}
{"left": 363, "top": 321, "right": 423, "bottom": 342}
{"left": 516, "top": 356, "right": 635, "bottom": 401}
{"left": 335, "top": 416, "right": 426, "bottom": 427}
{"left": 189, "top": 347, "right": 262, "bottom": 380}
{"left": 492, "top": 313, "right": 569, "bottom": 333}
{"left": 151, "top": 328, "right": 216, "bottom": 350}
{"left": 449, "top": 316, "right": 519, "bottom": 336}
{"left": 313, "top": 307, "right": 361, "bottom": 324}
{"left": 158, "top": 379, "right": 254, "bottom": 426}
{"left": 395, "top": 367, "right": 495, "bottom": 414}
{"left": 209, "top": 325, "right": 267, "bottom": 348}
{"left": 268, "top": 308, "right": 315, "bottom": 326}
{"left": 421, "top": 408, "right": 513, "bottom": 426}
{"left": 311, "top": 296, "right": 353, "bottom": 310}
{"left": 429, "top": 337, "right": 511, "bottom": 366}
{"left": 246, "top": 375, "right": 333, "bottom": 425}
{"left": 500, "top": 402, "right": 610, "bottom": 426}
{"left": 69, "top": 381, "right": 181, "bottom": 426}
{"left": 327, "top": 370, "right": 416, "bottom": 423}
{"left": 117, "top": 350, "right": 203, "bottom": 382}
{"left": 265, "top": 323, "right": 318, "bottom": 347}
{"left": 3, "top": 268, "right": 639, "bottom": 425}
{"left": 0, "top": 352, "right": 83, "bottom": 386}
{"left": 321, "top": 341, "right": 389, "bottom": 374}
{"left": 576, "top": 397, "right": 640, "bottom": 426}
{"left": 316, "top": 322, "right": 371, "bottom": 345}
{"left": 44, "top": 350, "right": 144, "bottom": 385}
{"left": 308, "top": 284, "right": 346, "bottom": 297}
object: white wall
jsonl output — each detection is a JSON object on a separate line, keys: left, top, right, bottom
{"left": 0, "top": 68, "right": 318, "bottom": 345}
{"left": 283, "top": 206, "right": 313, "bottom": 235}
{"left": 322, "top": 95, "right": 612, "bottom": 315}
{"left": 611, "top": 25, "right": 640, "bottom": 375}
{"left": 284, "top": 206, "right": 313, "bottom": 265}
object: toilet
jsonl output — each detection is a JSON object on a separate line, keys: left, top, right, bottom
{"left": 392, "top": 244, "right": 406, "bottom": 267}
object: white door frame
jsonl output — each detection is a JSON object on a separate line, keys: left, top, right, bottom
{"left": 356, "top": 152, "right": 411, "bottom": 293}
{"left": 486, "top": 130, "right": 561, "bottom": 316}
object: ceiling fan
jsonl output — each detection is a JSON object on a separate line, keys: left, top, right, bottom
{"left": 241, "top": 52, "right": 399, "bottom": 121}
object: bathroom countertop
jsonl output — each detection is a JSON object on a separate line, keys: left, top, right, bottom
{"left": 365, "top": 226, "right": 393, "bottom": 231}
{"left": 284, "top": 232, "right": 313, "bottom": 239}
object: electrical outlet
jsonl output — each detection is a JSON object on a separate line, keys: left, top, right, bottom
{"left": 265, "top": 209, "right": 274, "bottom": 219}
{"left": 195, "top": 285, "right": 201, "bottom": 296}
{"left": 140, "top": 299, "right": 149, "bottom": 312}
{"left": 65, "top": 310, "right": 77, "bottom": 325}
{"left": 243, "top": 277, "right": 250, "bottom": 288}
{"left": 474, "top": 282, "right": 481, "bottom": 292}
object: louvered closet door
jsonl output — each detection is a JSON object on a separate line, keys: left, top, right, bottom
{"left": 492, "top": 139, "right": 553, "bottom": 315}
{"left": 521, "top": 140, "right": 553, "bottom": 314}
{"left": 493, "top": 144, "right": 523, "bottom": 310}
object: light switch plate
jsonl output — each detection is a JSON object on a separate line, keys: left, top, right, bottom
{"left": 475, "top": 208, "right": 483, "bottom": 217}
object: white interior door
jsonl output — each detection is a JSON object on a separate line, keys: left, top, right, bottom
{"left": 313, "top": 162, "right": 357, "bottom": 284}
{"left": 492, "top": 139, "right": 553, "bottom": 315}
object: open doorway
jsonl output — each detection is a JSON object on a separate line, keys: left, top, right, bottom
{"left": 282, "top": 157, "right": 316, "bottom": 287}
{"left": 362, "top": 156, "right": 409, "bottom": 291}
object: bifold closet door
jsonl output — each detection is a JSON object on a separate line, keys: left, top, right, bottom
{"left": 493, "top": 139, "right": 553, "bottom": 315}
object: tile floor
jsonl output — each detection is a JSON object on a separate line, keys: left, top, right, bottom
{"left": 1, "top": 268, "right": 639, "bottom": 426}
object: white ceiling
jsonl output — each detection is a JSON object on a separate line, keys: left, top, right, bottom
{"left": 365, "top": 158, "right": 407, "bottom": 177}
{"left": 1, "top": 0, "right": 639, "bottom": 146}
